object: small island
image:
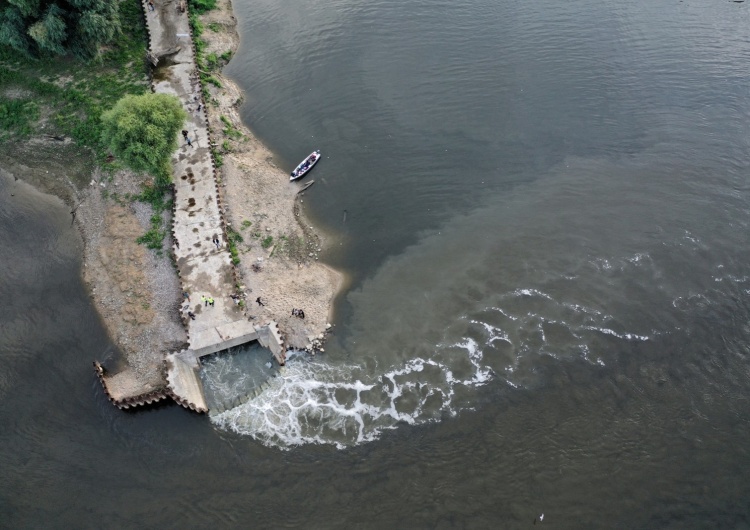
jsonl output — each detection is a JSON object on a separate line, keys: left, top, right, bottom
{"left": 0, "top": 0, "right": 342, "bottom": 413}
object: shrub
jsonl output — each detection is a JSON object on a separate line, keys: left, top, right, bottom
{"left": 0, "top": 0, "right": 120, "bottom": 59}
{"left": 188, "top": 0, "right": 217, "bottom": 14}
{"left": 100, "top": 93, "right": 186, "bottom": 182}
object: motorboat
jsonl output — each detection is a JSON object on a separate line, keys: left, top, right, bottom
{"left": 290, "top": 150, "right": 321, "bottom": 181}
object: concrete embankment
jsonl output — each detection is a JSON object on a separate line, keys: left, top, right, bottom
{"left": 95, "top": 0, "right": 284, "bottom": 413}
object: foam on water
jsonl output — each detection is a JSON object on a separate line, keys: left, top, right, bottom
{"left": 211, "top": 344, "right": 490, "bottom": 449}
{"left": 210, "top": 282, "right": 654, "bottom": 449}
{"left": 208, "top": 148, "right": 742, "bottom": 449}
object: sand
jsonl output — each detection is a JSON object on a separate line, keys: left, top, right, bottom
{"left": 1, "top": 0, "right": 343, "bottom": 399}
{"left": 197, "top": 0, "right": 344, "bottom": 351}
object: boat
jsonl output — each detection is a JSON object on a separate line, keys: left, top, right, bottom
{"left": 290, "top": 150, "right": 321, "bottom": 181}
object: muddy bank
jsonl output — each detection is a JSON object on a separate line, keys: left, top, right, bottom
{"left": 197, "top": 0, "right": 344, "bottom": 351}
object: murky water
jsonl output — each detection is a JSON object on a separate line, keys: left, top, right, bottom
{"left": 3, "top": 0, "right": 750, "bottom": 525}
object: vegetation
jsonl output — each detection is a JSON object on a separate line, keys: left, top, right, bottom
{"left": 0, "top": 0, "right": 148, "bottom": 148}
{"left": 187, "top": 1, "right": 231, "bottom": 106}
{"left": 240, "top": 220, "right": 252, "bottom": 230}
{"left": 0, "top": 99, "right": 38, "bottom": 137}
{"left": 261, "top": 235, "right": 274, "bottom": 249}
{"left": 133, "top": 183, "right": 173, "bottom": 251}
{"left": 211, "top": 148, "right": 223, "bottom": 168}
{"left": 188, "top": 0, "right": 217, "bottom": 14}
{"left": 227, "top": 226, "right": 242, "bottom": 264}
{"left": 220, "top": 115, "right": 243, "bottom": 139}
{"left": 100, "top": 93, "right": 186, "bottom": 184}
{"left": 0, "top": 0, "right": 120, "bottom": 59}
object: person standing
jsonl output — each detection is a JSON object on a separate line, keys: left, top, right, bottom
{"left": 201, "top": 295, "right": 207, "bottom": 307}
{"left": 208, "top": 297, "right": 214, "bottom": 307}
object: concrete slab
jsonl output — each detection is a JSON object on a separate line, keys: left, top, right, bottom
{"left": 165, "top": 352, "right": 208, "bottom": 412}
{"left": 135, "top": 0, "right": 287, "bottom": 413}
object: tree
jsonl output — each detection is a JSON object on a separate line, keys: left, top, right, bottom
{"left": 0, "top": 0, "right": 120, "bottom": 59}
{"left": 100, "top": 93, "right": 186, "bottom": 184}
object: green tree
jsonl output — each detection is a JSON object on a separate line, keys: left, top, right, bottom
{"left": 0, "top": 0, "right": 119, "bottom": 59}
{"left": 100, "top": 93, "right": 186, "bottom": 184}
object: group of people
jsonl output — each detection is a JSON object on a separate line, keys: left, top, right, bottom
{"left": 182, "top": 292, "right": 307, "bottom": 322}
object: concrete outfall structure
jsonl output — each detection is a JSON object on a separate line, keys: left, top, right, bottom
{"left": 94, "top": 0, "right": 284, "bottom": 413}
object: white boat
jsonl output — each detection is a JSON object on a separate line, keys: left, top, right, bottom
{"left": 290, "top": 150, "right": 321, "bottom": 181}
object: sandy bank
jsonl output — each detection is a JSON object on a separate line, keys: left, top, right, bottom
{"left": 197, "top": 0, "right": 344, "bottom": 351}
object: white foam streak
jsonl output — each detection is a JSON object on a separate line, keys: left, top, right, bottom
{"left": 211, "top": 344, "right": 493, "bottom": 449}
{"left": 582, "top": 326, "right": 649, "bottom": 341}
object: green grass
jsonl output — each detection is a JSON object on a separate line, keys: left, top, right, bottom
{"left": 241, "top": 220, "right": 252, "bottom": 230}
{"left": 261, "top": 235, "right": 274, "bottom": 249}
{"left": 226, "top": 227, "right": 242, "bottom": 265}
{"left": 137, "top": 226, "right": 166, "bottom": 250}
{"left": 189, "top": 0, "right": 217, "bottom": 14}
{"left": 0, "top": 99, "right": 39, "bottom": 139}
{"left": 0, "top": 1, "right": 173, "bottom": 249}
{"left": 212, "top": 149, "right": 223, "bottom": 168}
{"left": 132, "top": 182, "right": 173, "bottom": 251}
{"left": 0, "top": 0, "right": 149, "bottom": 159}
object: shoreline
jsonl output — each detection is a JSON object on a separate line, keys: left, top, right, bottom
{"left": 1, "top": 0, "right": 345, "bottom": 404}
{"left": 196, "top": 0, "right": 345, "bottom": 352}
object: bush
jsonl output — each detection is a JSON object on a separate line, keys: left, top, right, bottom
{"left": 0, "top": 0, "right": 120, "bottom": 59}
{"left": 188, "top": 0, "right": 217, "bottom": 14}
{"left": 100, "top": 93, "right": 186, "bottom": 182}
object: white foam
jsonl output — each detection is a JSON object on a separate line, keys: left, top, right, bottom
{"left": 582, "top": 326, "right": 649, "bottom": 341}
{"left": 211, "top": 341, "right": 495, "bottom": 449}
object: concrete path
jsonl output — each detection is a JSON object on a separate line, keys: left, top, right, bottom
{"left": 144, "top": 0, "right": 282, "bottom": 412}
{"left": 95, "top": 1, "right": 286, "bottom": 413}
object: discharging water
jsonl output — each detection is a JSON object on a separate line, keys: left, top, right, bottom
{"left": 199, "top": 343, "right": 279, "bottom": 414}
{"left": 2, "top": 0, "right": 750, "bottom": 526}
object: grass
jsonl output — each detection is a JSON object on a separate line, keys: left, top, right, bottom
{"left": 133, "top": 182, "right": 173, "bottom": 251}
{"left": 261, "top": 235, "right": 274, "bottom": 249}
{"left": 0, "top": 99, "right": 39, "bottom": 139}
{"left": 220, "top": 115, "right": 243, "bottom": 139}
{"left": 241, "top": 220, "right": 252, "bottom": 230}
{"left": 0, "top": 0, "right": 149, "bottom": 158}
{"left": 189, "top": 0, "right": 217, "bottom": 14}
{"left": 226, "top": 226, "right": 242, "bottom": 265}
{"left": 212, "top": 149, "right": 223, "bottom": 168}
{"left": 0, "top": 2, "right": 175, "bottom": 250}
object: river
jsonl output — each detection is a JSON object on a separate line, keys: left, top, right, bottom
{"left": 2, "top": 0, "right": 750, "bottom": 526}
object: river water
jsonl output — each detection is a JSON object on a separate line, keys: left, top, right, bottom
{"left": 2, "top": 0, "right": 750, "bottom": 526}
